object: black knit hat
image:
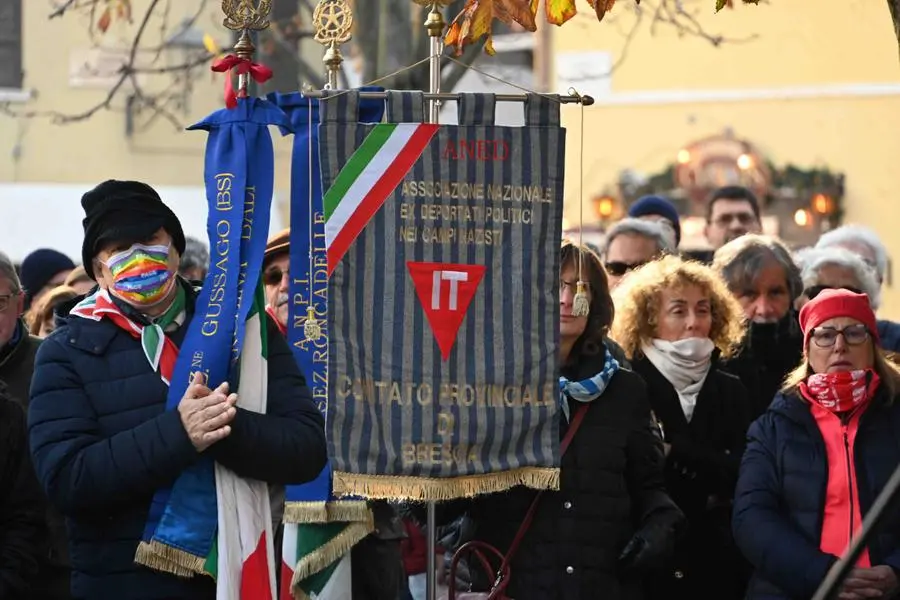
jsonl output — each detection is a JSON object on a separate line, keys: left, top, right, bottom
{"left": 81, "top": 180, "right": 186, "bottom": 280}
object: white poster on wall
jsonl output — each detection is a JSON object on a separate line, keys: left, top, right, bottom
{"left": 555, "top": 51, "right": 613, "bottom": 99}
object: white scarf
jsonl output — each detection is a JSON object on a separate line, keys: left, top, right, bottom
{"left": 641, "top": 337, "right": 715, "bottom": 423}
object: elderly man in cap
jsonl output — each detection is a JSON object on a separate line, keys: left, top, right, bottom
{"left": 28, "top": 180, "right": 327, "bottom": 599}
{"left": 260, "top": 228, "right": 408, "bottom": 599}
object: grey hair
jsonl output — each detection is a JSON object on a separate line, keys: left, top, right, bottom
{"left": 712, "top": 234, "right": 803, "bottom": 300}
{"left": 603, "top": 218, "right": 675, "bottom": 256}
{"left": 800, "top": 246, "right": 882, "bottom": 310}
{"left": 0, "top": 251, "right": 21, "bottom": 293}
{"left": 179, "top": 237, "right": 210, "bottom": 274}
{"left": 792, "top": 246, "right": 816, "bottom": 271}
{"left": 816, "top": 225, "right": 888, "bottom": 280}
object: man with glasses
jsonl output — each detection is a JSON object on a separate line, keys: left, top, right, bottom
{"left": 601, "top": 218, "right": 674, "bottom": 289}
{"left": 704, "top": 186, "right": 763, "bottom": 251}
{"left": 0, "top": 251, "right": 41, "bottom": 409}
{"left": 0, "top": 250, "right": 69, "bottom": 599}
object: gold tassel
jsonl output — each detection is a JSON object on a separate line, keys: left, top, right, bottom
{"left": 331, "top": 467, "right": 560, "bottom": 502}
{"left": 303, "top": 305, "right": 321, "bottom": 341}
{"left": 571, "top": 281, "right": 590, "bottom": 317}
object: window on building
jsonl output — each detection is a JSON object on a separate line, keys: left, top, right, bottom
{"left": 0, "top": 0, "right": 22, "bottom": 89}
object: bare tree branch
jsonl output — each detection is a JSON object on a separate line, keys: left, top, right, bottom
{"left": 8, "top": 0, "right": 759, "bottom": 128}
{"left": 49, "top": 0, "right": 81, "bottom": 20}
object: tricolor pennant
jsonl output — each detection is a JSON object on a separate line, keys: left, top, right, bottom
{"left": 324, "top": 123, "right": 438, "bottom": 275}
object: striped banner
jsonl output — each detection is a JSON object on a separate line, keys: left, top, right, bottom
{"left": 319, "top": 91, "right": 565, "bottom": 501}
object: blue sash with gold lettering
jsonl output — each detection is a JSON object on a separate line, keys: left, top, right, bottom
{"left": 269, "top": 89, "right": 384, "bottom": 516}
{"left": 133, "top": 97, "right": 289, "bottom": 577}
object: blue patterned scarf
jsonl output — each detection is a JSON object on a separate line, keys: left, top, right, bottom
{"left": 559, "top": 345, "right": 620, "bottom": 422}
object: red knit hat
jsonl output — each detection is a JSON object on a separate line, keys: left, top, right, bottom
{"left": 799, "top": 288, "right": 880, "bottom": 347}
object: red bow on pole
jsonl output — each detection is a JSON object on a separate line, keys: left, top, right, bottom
{"left": 211, "top": 55, "right": 273, "bottom": 109}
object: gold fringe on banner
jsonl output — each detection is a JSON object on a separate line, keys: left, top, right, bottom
{"left": 283, "top": 500, "right": 372, "bottom": 524}
{"left": 289, "top": 518, "right": 375, "bottom": 598}
{"left": 283, "top": 501, "right": 328, "bottom": 524}
{"left": 332, "top": 467, "right": 560, "bottom": 502}
{"left": 326, "top": 500, "right": 372, "bottom": 523}
{"left": 134, "top": 540, "right": 206, "bottom": 578}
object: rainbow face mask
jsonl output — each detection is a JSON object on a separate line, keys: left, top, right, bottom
{"left": 103, "top": 243, "right": 175, "bottom": 307}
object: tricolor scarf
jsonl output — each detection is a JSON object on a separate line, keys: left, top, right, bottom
{"left": 559, "top": 344, "right": 620, "bottom": 422}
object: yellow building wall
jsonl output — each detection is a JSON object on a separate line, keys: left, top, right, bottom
{"left": 554, "top": 0, "right": 900, "bottom": 318}
{"left": 0, "top": 0, "right": 293, "bottom": 219}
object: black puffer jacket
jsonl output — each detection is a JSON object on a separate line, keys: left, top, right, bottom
{"left": 447, "top": 351, "right": 683, "bottom": 600}
{"left": 0, "top": 381, "right": 47, "bottom": 599}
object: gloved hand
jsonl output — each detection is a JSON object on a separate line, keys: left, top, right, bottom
{"left": 617, "top": 515, "right": 679, "bottom": 574}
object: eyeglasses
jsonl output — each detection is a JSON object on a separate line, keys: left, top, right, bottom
{"left": 263, "top": 267, "right": 288, "bottom": 286}
{"left": 810, "top": 323, "right": 870, "bottom": 348}
{"left": 803, "top": 284, "right": 863, "bottom": 300}
{"left": 604, "top": 261, "right": 646, "bottom": 277}
{"left": 0, "top": 293, "right": 18, "bottom": 312}
{"left": 711, "top": 213, "right": 757, "bottom": 228}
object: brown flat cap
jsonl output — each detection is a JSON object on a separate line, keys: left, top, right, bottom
{"left": 264, "top": 228, "right": 290, "bottom": 265}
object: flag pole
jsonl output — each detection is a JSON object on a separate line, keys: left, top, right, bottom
{"left": 418, "top": 3, "right": 450, "bottom": 598}
{"left": 428, "top": 7, "right": 446, "bottom": 600}
{"left": 221, "top": 0, "right": 272, "bottom": 94}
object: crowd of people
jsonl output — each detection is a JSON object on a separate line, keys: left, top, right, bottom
{"left": 2, "top": 179, "right": 900, "bottom": 599}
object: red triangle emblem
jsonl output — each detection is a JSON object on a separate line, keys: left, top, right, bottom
{"left": 406, "top": 261, "right": 487, "bottom": 361}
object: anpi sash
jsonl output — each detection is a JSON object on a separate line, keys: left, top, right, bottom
{"left": 269, "top": 89, "right": 384, "bottom": 599}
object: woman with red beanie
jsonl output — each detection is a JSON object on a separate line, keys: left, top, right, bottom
{"left": 733, "top": 288, "right": 900, "bottom": 599}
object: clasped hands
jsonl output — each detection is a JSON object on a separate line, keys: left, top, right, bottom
{"left": 177, "top": 372, "right": 238, "bottom": 452}
{"left": 838, "top": 566, "right": 899, "bottom": 600}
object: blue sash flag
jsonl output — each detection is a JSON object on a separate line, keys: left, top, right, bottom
{"left": 269, "top": 89, "right": 385, "bottom": 518}
{"left": 133, "top": 97, "right": 289, "bottom": 577}
{"left": 269, "top": 90, "right": 384, "bottom": 598}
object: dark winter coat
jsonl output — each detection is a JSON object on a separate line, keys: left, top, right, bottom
{"left": 733, "top": 389, "right": 900, "bottom": 600}
{"left": 1, "top": 321, "right": 70, "bottom": 598}
{"left": 439, "top": 350, "right": 683, "bottom": 600}
{"left": 719, "top": 315, "right": 803, "bottom": 421}
{"left": 877, "top": 319, "right": 900, "bottom": 353}
{"left": 28, "top": 286, "right": 328, "bottom": 600}
{"left": 0, "top": 381, "right": 48, "bottom": 600}
{"left": 632, "top": 356, "right": 752, "bottom": 600}
{"left": 0, "top": 321, "right": 41, "bottom": 408}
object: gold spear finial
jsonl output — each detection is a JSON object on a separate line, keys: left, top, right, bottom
{"left": 313, "top": 0, "right": 353, "bottom": 90}
{"left": 412, "top": 0, "right": 452, "bottom": 38}
{"left": 222, "top": 0, "right": 273, "bottom": 68}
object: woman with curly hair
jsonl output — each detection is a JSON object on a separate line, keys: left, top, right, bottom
{"left": 610, "top": 254, "right": 753, "bottom": 600}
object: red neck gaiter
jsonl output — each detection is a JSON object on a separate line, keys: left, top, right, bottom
{"left": 800, "top": 369, "right": 880, "bottom": 413}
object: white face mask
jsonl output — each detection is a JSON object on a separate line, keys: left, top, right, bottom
{"left": 650, "top": 337, "right": 716, "bottom": 364}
